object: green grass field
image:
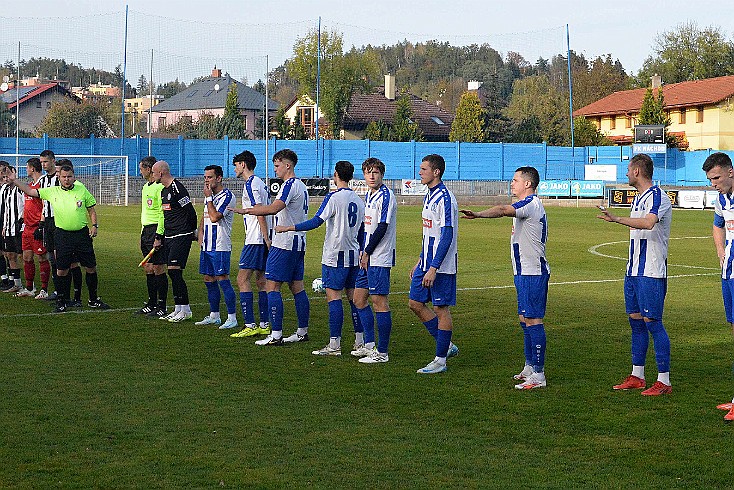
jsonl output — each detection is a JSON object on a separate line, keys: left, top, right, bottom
{"left": 1, "top": 204, "right": 731, "bottom": 488}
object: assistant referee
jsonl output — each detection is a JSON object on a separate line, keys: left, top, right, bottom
{"left": 9, "top": 163, "right": 111, "bottom": 313}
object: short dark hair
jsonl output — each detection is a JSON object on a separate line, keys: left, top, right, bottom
{"left": 58, "top": 165, "right": 74, "bottom": 173}
{"left": 204, "top": 164, "right": 223, "bottom": 178}
{"left": 515, "top": 166, "right": 540, "bottom": 190}
{"left": 703, "top": 152, "right": 733, "bottom": 172}
{"left": 0, "top": 160, "right": 9, "bottom": 168}
{"left": 273, "top": 148, "right": 298, "bottom": 166}
{"left": 40, "top": 150, "right": 55, "bottom": 159}
{"left": 362, "top": 157, "right": 385, "bottom": 176}
{"left": 56, "top": 158, "right": 73, "bottom": 168}
{"left": 334, "top": 160, "right": 354, "bottom": 182}
{"left": 140, "top": 156, "right": 157, "bottom": 169}
{"left": 630, "top": 153, "right": 654, "bottom": 179}
{"left": 26, "top": 157, "right": 42, "bottom": 173}
{"left": 233, "top": 150, "right": 257, "bottom": 171}
{"left": 422, "top": 154, "right": 446, "bottom": 178}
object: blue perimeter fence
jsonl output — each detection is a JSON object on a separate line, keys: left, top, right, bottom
{"left": 0, "top": 136, "right": 724, "bottom": 186}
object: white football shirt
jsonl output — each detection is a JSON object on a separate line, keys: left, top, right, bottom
{"left": 242, "top": 175, "right": 272, "bottom": 246}
{"left": 713, "top": 192, "right": 734, "bottom": 279}
{"left": 313, "top": 187, "right": 365, "bottom": 267}
{"left": 627, "top": 185, "right": 672, "bottom": 278}
{"left": 272, "top": 178, "right": 308, "bottom": 252}
{"left": 363, "top": 184, "right": 397, "bottom": 267}
{"left": 511, "top": 194, "right": 550, "bottom": 276}
{"left": 202, "top": 188, "right": 235, "bottom": 252}
{"left": 419, "top": 182, "right": 458, "bottom": 274}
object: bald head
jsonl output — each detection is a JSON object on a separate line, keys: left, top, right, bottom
{"left": 151, "top": 160, "right": 171, "bottom": 184}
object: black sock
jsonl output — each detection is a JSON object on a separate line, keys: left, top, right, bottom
{"left": 0, "top": 256, "right": 6, "bottom": 282}
{"left": 10, "top": 268, "right": 20, "bottom": 285}
{"left": 48, "top": 253, "right": 58, "bottom": 291}
{"left": 72, "top": 267, "right": 82, "bottom": 301}
{"left": 57, "top": 273, "right": 72, "bottom": 303}
{"left": 85, "top": 272, "right": 99, "bottom": 300}
{"left": 146, "top": 273, "right": 157, "bottom": 306}
{"left": 156, "top": 273, "right": 168, "bottom": 308}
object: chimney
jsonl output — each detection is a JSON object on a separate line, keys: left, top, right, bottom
{"left": 467, "top": 80, "right": 481, "bottom": 91}
{"left": 212, "top": 65, "right": 222, "bottom": 78}
{"left": 651, "top": 74, "right": 662, "bottom": 90}
{"left": 384, "top": 74, "right": 396, "bottom": 100}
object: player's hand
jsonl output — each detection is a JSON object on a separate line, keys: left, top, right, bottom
{"left": 459, "top": 209, "right": 477, "bottom": 219}
{"left": 89, "top": 227, "right": 97, "bottom": 238}
{"left": 227, "top": 206, "right": 248, "bottom": 215}
{"left": 274, "top": 225, "right": 289, "bottom": 233}
{"left": 422, "top": 267, "right": 437, "bottom": 288}
{"left": 203, "top": 182, "right": 212, "bottom": 198}
{"left": 410, "top": 261, "right": 419, "bottom": 280}
{"left": 264, "top": 237, "right": 271, "bottom": 250}
{"left": 153, "top": 238, "right": 162, "bottom": 250}
{"left": 359, "top": 252, "right": 368, "bottom": 270}
{"left": 596, "top": 204, "right": 616, "bottom": 222}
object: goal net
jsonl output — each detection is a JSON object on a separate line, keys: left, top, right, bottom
{"left": 0, "top": 154, "right": 129, "bottom": 206}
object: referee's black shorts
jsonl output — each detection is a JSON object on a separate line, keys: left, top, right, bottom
{"left": 165, "top": 234, "right": 194, "bottom": 269}
{"left": 56, "top": 228, "right": 96, "bottom": 270}
{"left": 140, "top": 224, "right": 166, "bottom": 266}
{"left": 45, "top": 216, "right": 56, "bottom": 253}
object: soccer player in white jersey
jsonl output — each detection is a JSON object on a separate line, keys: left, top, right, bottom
{"left": 277, "top": 160, "right": 365, "bottom": 356}
{"left": 702, "top": 152, "right": 734, "bottom": 420}
{"left": 352, "top": 158, "right": 397, "bottom": 364}
{"left": 231, "top": 149, "right": 310, "bottom": 346}
{"left": 229, "top": 150, "right": 272, "bottom": 339}
{"left": 461, "top": 166, "right": 550, "bottom": 389}
{"left": 195, "top": 165, "right": 238, "bottom": 329}
{"left": 409, "top": 154, "right": 460, "bottom": 374}
{"left": 598, "top": 153, "right": 673, "bottom": 396}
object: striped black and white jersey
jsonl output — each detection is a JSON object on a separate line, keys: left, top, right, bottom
{"left": 0, "top": 182, "right": 25, "bottom": 236}
{"left": 38, "top": 172, "right": 59, "bottom": 218}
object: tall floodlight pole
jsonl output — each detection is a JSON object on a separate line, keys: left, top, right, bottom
{"left": 148, "top": 48, "right": 153, "bottom": 156}
{"left": 265, "top": 55, "right": 270, "bottom": 186}
{"left": 315, "top": 16, "right": 321, "bottom": 177}
{"left": 120, "top": 5, "right": 129, "bottom": 155}
{"left": 15, "top": 42, "right": 20, "bottom": 164}
{"left": 566, "top": 24, "right": 576, "bottom": 179}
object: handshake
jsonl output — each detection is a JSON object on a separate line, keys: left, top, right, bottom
{"left": 33, "top": 222, "right": 44, "bottom": 241}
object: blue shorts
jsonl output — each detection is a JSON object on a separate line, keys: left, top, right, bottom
{"left": 409, "top": 269, "right": 456, "bottom": 307}
{"left": 265, "top": 247, "right": 305, "bottom": 283}
{"left": 199, "top": 250, "right": 231, "bottom": 277}
{"left": 322, "top": 264, "right": 359, "bottom": 290}
{"left": 239, "top": 244, "right": 268, "bottom": 271}
{"left": 355, "top": 266, "right": 391, "bottom": 296}
{"left": 624, "top": 275, "right": 667, "bottom": 320}
{"left": 722, "top": 279, "right": 734, "bottom": 324}
{"left": 514, "top": 274, "right": 549, "bottom": 319}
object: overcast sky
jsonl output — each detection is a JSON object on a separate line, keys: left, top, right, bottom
{"left": 3, "top": 0, "right": 734, "bottom": 78}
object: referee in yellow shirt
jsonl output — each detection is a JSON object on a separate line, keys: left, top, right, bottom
{"left": 9, "top": 163, "right": 111, "bottom": 313}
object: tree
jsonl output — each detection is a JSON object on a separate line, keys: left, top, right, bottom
{"left": 391, "top": 92, "right": 422, "bottom": 142}
{"left": 365, "top": 120, "right": 391, "bottom": 141}
{"left": 289, "top": 28, "right": 380, "bottom": 138}
{"left": 137, "top": 74, "right": 149, "bottom": 95}
{"left": 636, "top": 22, "right": 734, "bottom": 85}
{"left": 272, "top": 106, "right": 292, "bottom": 139}
{"left": 219, "top": 84, "right": 247, "bottom": 139}
{"left": 449, "top": 91, "right": 485, "bottom": 142}
{"left": 573, "top": 116, "right": 612, "bottom": 146}
{"left": 505, "top": 75, "right": 568, "bottom": 145}
{"left": 37, "top": 98, "right": 115, "bottom": 138}
{"left": 638, "top": 87, "right": 678, "bottom": 147}
{"left": 157, "top": 79, "right": 187, "bottom": 99}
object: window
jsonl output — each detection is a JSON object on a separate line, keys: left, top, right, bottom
{"left": 696, "top": 106, "right": 704, "bottom": 123}
{"left": 609, "top": 116, "right": 616, "bottom": 130}
{"left": 679, "top": 108, "right": 686, "bottom": 124}
{"left": 297, "top": 106, "right": 315, "bottom": 136}
{"left": 203, "top": 90, "right": 214, "bottom": 97}
{"left": 180, "top": 115, "right": 192, "bottom": 124}
{"left": 431, "top": 116, "right": 445, "bottom": 125}
{"left": 186, "top": 90, "right": 197, "bottom": 98}
{"left": 36, "top": 101, "right": 42, "bottom": 108}
{"left": 158, "top": 116, "right": 166, "bottom": 129}
{"left": 625, "top": 117, "right": 632, "bottom": 129}
{"left": 594, "top": 117, "right": 601, "bottom": 129}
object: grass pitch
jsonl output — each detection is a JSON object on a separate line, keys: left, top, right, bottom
{"left": 0, "top": 204, "right": 731, "bottom": 488}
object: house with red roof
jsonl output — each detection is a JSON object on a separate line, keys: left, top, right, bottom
{"left": 1, "top": 81, "right": 78, "bottom": 134}
{"left": 574, "top": 74, "right": 734, "bottom": 150}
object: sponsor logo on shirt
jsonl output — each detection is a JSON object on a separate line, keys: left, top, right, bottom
{"left": 364, "top": 215, "right": 372, "bottom": 226}
{"left": 162, "top": 204, "right": 171, "bottom": 211}
{"left": 727, "top": 220, "right": 734, "bottom": 232}
{"left": 422, "top": 218, "right": 432, "bottom": 228}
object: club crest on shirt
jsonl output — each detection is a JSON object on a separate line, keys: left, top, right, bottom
{"left": 76, "top": 200, "right": 83, "bottom": 208}
{"left": 147, "top": 198, "right": 153, "bottom": 208}
{"left": 162, "top": 204, "right": 171, "bottom": 211}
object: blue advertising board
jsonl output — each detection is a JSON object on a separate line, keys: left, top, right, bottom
{"left": 537, "top": 180, "right": 571, "bottom": 197}
{"left": 570, "top": 180, "right": 605, "bottom": 197}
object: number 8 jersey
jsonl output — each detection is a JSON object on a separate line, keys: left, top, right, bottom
{"left": 313, "top": 187, "right": 365, "bottom": 267}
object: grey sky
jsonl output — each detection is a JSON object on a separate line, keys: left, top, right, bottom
{"left": 3, "top": 0, "right": 734, "bottom": 79}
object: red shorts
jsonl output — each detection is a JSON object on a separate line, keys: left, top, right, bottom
{"left": 22, "top": 228, "right": 47, "bottom": 255}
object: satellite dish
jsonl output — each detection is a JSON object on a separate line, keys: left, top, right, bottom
{"left": 214, "top": 84, "right": 220, "bottom": 92}
{"left": 0, "top": 83, "right": 8, "bottom": 92}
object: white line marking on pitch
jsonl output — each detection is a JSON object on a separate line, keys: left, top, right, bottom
{"left": 588, "top": 236, "right": 719, "bottom": 270}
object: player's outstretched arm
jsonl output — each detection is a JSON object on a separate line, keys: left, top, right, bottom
{"left": 597, "top": 205, "right": 658, "bottom": 230}
{"left": 460, "top": 205, "right": 515, "bottom": 219}
{"left": 8, "top": 177, "right": 39, "bottom": 198}
{"left": 230, "top": 200, "right": 286, "bottom": 217}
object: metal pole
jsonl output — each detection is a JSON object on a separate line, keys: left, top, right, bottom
{"left": 120, "top": 5, "right": 129, "bottom": 152}
{"left": 15, "top": 41, "right": 20, "bottom": 164}
{"left": 315, "top": 16, "right": 321, "bottom": 177}
{"left": 265, "top": 55, "right": 269, "bottom": 186}
{"left": 148, "top": 48, "right": 153, "bottom": 156}
{"left": 566, "top": 24, "right": 575, "bottom": 179}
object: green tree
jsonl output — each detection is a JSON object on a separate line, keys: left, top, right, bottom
{"left": 219, "top": 84, "right": 247, "bottom": 139}
{"left": 638, "top": 87, "right": 678, "bottom": 147}
{"left": 364, "top": 120, "right": 391, "bottom": 140}
{"left": 573, "top": 116, "right": 612, "bottom": 146}
{"left": 157, "top": 79, "right": 187, "bottom": 99}
{"left": 137, "top": 75, "right": 148, "bottom": 96}
{"left": 195, "top": 112, "right": 221, "bottom": 140}
{"left": 449, "top": 91, "right": 485, "bottom": 142}
{"left": 289, "top": 29, "right": 380, "bottom": 138}
{"left": 391, "top": 92, "right": 422, "bottom": 142}
{"left": 164, "top": 116, "right": 197, "bottom": 139}
{"left": 505, "top": 75, "right": 568, "bottom": 145}
{"left": 37, "top": 98, "right": 115, "bottom": 138}
{"left": 273, "top": 106, "right": 291, "bottom": 139}
{"left": 636, "top": 22, "right": 734, "bottom": 85}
